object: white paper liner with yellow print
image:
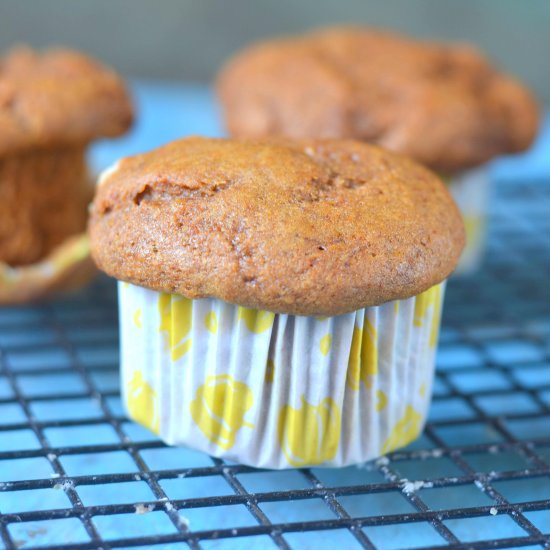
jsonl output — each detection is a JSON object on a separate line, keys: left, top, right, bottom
{"left": 0, "top": 234, "right": 96, "bottom": 305}
{"left": 120, "top": 281, "right": 446, "bottom": 469}
{"left": 447, "top": 167, "right": 491, "bottom": 275}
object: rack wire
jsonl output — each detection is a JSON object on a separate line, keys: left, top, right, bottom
{"left": 0, "top": 177, "right": 549, "bottom": 550}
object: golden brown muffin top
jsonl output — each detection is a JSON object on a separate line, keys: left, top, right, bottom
{"left": 0, "top": 47, "right": 133, "bottom": 156}
{"left": 90, "top": 137, "right": 464, "bottom": 316}
{"left": 217, "top": 27, "right": 539, "bottom": 174}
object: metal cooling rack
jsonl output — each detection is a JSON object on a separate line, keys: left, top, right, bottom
{"left": 0, "top": 177, "right": 549, "bottom": 550}
{"left": 1, "top": 93, "right": 550, "bottom": 550}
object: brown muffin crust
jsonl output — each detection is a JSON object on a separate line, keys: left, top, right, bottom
{"left": 0, "top": 46, "right": 133, "bottom": 156}
{"left": 217, "top": 28, "right": 539, "bottom": 174}
{"left": 90, "top": 137, "right": 464, "bottom": 316}
{"left": 0, "top": 147, "right": 91, "bottom": 266}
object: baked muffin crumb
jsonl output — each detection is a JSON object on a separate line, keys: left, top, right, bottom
{"left": 90, "top": 137, "right": 465, "bottom": 316}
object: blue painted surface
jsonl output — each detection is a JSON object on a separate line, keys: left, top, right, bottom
{"left": 0, "top": 84, "right": 549, "bottom": 549}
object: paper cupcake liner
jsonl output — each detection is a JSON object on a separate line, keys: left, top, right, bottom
{"left": 120, "top": 280, "right": 446, "bottom": 469}
{"left": 0, "top": 234, "right": 96, "bottom": 305}
{"left": 447, "top": 167, "right": 491, "bottom": 275}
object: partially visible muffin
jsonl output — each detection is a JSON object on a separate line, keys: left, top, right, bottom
{"left": 217, "top": 27, "right": 538, "bottom": 174}
{"left": 0, "top": 46, "right": 133, "bottom": 300}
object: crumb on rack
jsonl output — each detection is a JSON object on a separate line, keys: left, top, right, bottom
{"left": 134, "top": 503, "right": 154, "bottom": 515}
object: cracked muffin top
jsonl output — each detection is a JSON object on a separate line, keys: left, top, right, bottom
{"left": 0, "top": 46, "right": 133, "bottom": 156}
{"left": 89, "top": 137, "right": 464, "bottom": 316}
{"left": 217, "top": 27, "right": 539, "bottom": 174}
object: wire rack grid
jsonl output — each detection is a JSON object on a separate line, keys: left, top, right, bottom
{"left": 0, "top": 178, "right": 549, "bottom": 550}
{"left": 1, "top": 134, "right": 550, "bottom": 548}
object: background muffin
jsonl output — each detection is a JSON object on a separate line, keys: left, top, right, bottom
{"left": 217, "top": 27, "right": 538, "bottom": 172}
{"left": 217, "top": 27, "right": 539, "bottom": 272}
{"left": 90, "top": 136, "right": 464, "bottom": 468}
{"left": 0, "top": 46, "right": 133, "bottom": 302}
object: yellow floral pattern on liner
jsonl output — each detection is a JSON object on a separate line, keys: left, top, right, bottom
{"left": 204, "top": 311, "right": 218, "bottom": 334}
{"left": 238, "top": 306, "right": 275, "bottom": 334}
{"left": 376, "top": 390, "right": 388, "bottom": 412}
{"left": 133, "top": 308, "right": 142, "bottom": 328}
{"left": 127, "top": 371, "right": 159, "bottom": 434}
{"left": 413, "top": 285, "right": 442, "bottom": 348}
{"left": 463, "top": 214, "right": 484, "bottom": 249}
{"left": 319, "top": 334, "right": 332, "bottom": 356}
{"left": 381, "top": 405, "right": 422, "bottom": 454}
{"left": 347, "top": 319, "right": 378, "bottom": 390}
{"left": 190, "top": 374, "right": 254, "bottom": 450}
{"left": 278, "top": 396, "right": 341, "bottom": 467}
{"left": 158, "top": 294, "right": 193, "bottom": 360}
{"left": 265, "top": 358, "right": 275, "bottom": 383}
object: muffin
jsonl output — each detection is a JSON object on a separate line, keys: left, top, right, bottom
{"left": 90, "top": 136, "right": 464, "bottom": 468}
{"left": 0, "top": 46, "right": 133, "bottom": 303}
{"left": 217, "top": 27, "right": 539, "bottom": 273}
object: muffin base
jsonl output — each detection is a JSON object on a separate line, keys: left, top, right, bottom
{"left": 0, "top": 146, "right": 91, "bottom": 266}
{"left": 119, "top": 281, "right": 446, "bottom": 469}
{"left": 0, "top": 234, "right": 95, "bottom": 305}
